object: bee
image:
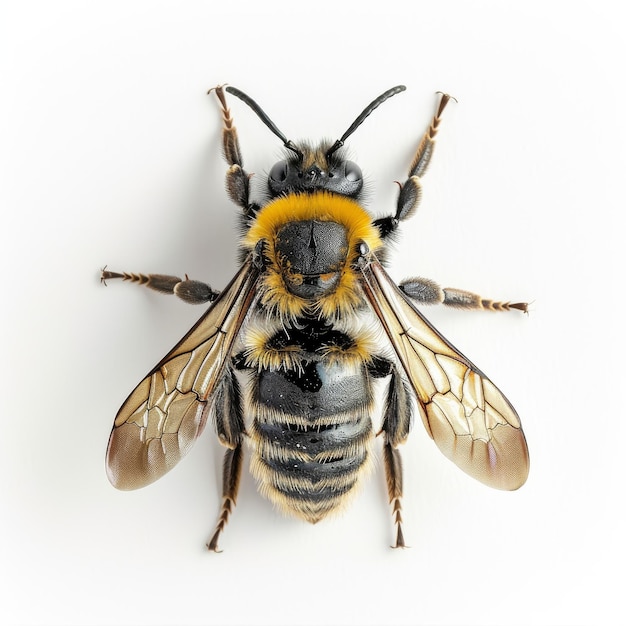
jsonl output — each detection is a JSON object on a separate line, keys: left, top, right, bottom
{"left": 102, "top": 85, "right": 529, "bottom": 551}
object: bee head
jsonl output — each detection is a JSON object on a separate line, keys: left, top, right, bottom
{"left": 224, "top": 84, "right": 405, "bottom": 201}
{"left": 267, "top": 141, "right": 363, "bottom": 199}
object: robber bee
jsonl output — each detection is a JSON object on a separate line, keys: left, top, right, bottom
{"left": 102, "top": 85, "right": 529, "bottom": 551}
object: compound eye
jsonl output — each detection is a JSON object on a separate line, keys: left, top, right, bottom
{"left": 269, "top": 160, "right": 289, "bottom": 183}
{"left": 344, "top": 160, "right": 362, "bottom": 183}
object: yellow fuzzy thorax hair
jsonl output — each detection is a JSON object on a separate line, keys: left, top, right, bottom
{"left": 243, "top": 192, "right": 383, "bottom": 321}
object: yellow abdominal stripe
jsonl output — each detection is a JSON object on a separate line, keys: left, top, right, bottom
{"left": 243, "top": 192, "right": 383, "bottom": 319}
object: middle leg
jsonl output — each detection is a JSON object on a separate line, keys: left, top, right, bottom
{"left": 101, "top": 268, "right": 219, "bottom": 304}
{"left": 399, "top": 276, "right": 528, "bottom": 313}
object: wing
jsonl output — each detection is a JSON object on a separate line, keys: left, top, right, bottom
{"left": 360, "top": 259, "right": 529, "bottom": 490}
{"left": 106, "top": 259, "right": 259, "bottom": 490}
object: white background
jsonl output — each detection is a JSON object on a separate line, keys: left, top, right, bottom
{"left": 1, "top": 2, "right": 623, "bottom": 625}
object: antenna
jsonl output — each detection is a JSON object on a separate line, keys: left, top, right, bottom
{"left": 326, "top": 85, "right": 406, "bottom": 156}
{"left": 225, "top": 86, "right": 303, "bottom": 159}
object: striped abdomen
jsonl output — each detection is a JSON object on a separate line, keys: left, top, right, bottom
{"left": 249, "top": 356, "right": 374, "bottom": 523}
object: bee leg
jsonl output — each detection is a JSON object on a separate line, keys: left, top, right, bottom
{"left": 100, "top": 268, "right": 219, "bottom": 305}
{"left": 209, "top": 85, "right": 260, "bottom": 219}
{"left": 373, "top": 92, "right": 455, "bottom": 239}
{"left": 207, "top": 443, "right": 244, "bottom": 552}
{"left": 384, "top": 442, "right": 406, "bottom": 549}
{"left": 399, "top": 277, "right": 528, "bottom": 313}
{"left": 208, "top": 368, "right": 245, "bottom": 552}
{"left": 378, "top": 362, "right": 412, "bottom": 548}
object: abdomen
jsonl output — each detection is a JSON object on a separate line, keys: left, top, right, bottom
{"left": 248, "top": 357, "right": 374, "bottom": 523}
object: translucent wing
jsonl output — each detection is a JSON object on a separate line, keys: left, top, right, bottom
{"left": 360, "top": 259, "right": 529, "bottom": 490}
{"left": 106, "top": 259, "right": 259, "bottom": 490}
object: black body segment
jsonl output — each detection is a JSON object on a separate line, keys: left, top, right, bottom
{"left": 275, "top": 220, "right": 348, "bottom": 275}
{"left": 257, "top": 361, "right": 369, "bottom": 416}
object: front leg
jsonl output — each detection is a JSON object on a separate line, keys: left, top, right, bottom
{"left": 101, "top": 268, "right": 220, "bottom": 304}
{"left": 209, "top": 85, "right": 260, "bottom": 219}
{"left": 400, "top": 276, "right": 528, "bottom": 313}
{"left": 374, "top": 92, "right": 455, "bottom": 238}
